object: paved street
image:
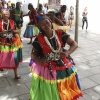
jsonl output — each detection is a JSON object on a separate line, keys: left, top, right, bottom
{"left": 0, "top": 17, "right": 100, "bottom": 100}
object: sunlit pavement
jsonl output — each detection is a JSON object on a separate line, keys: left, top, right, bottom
{"left": 0, "top": 17, "right": 100, "bottom": 100}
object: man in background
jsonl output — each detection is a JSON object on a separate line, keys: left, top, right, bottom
{"left": 7, "top": 0, "right": 11, "bottom": 9}
{"left": 11, "top": 2, "right": 23, "bottom": 36}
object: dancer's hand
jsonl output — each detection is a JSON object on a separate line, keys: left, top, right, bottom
{"left": 8, "top": 29, "right": 14, "bottom": 33}
{"left": 2, "top": 30, "right": 8, "bottom": 34}
{"left": 60, "top": 51, "right": 69, "bottom": 58}
{"left": 31, "top": 53, "right": 47, "bottom": 64}
{"left": 13, "top": 30, "right": 18, "bottom": 33}
{"left": 39, "top": 57, "right": 48, "bottom": 64}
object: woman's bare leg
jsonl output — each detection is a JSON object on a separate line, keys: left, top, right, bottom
{"left": 68, "top": 20, "right": 70, "bottom": 27}
{"left": 70, "top": 20, "right": 73, "bottom": 30}
{"left": 13, "top": 69, "right": 21, "bottom": 79}
{"left": 27, "top": 38, "right": 32, "bottom": 44}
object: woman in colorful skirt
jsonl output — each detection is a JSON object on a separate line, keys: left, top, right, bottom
{"left": 29, "top": 15, "right": 82, "bottom": 100}
{"left": 23, "top": 3, "right": 39, "bottom": 44}
{"left": 0, "top": 9, "right": 23, "bottom": 79}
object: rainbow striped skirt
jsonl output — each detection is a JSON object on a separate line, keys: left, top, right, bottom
{"left": 29, "top": 59, "right": 82, "bottom": 100}
{"left": 0, "top": 34, "right": 22, "bottom": 70}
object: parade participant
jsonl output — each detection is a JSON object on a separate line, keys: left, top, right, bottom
{"left": 11, "top": 2, "right": 23, "bottom": 36}
{"left": 57, "top": 5, "right": 67, "bottom": 24}
{"left": 0, "top": 1, "right": 2, "bottom": 19}
{"left": 2, "top": 0, "right": 7, "bottom": 9}
{"left": 29, "top": 15, "right": 82, "bottom": 100}
{"left": 0, "top": 9, "right": 23, "bottom": 79}
{"left": 9, "top": 3, "right": 15, "bottom": 19}
{"left": 7, "top": 0, "right": 11, "bottom": 10}
{"left": 82, "top": 7, "right": 88, "bottom": 32}
{"left": 48, "top": 9, "right": 69, "bottom": 33}
{"left": 48, "top": 9, "right": 63, "bottom": 25}
{"left": 23, "top": 3, "right": 39, "bottom": 44}
{"left": 68, "top": 6, "right": 74, "bottom": 30}
{"left": 37, "top": 4, "right": 44, "bottom": 14}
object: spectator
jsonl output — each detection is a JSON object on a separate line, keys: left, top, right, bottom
{"left": 7, "top": 0, "right": 11, "bottom": 9}
{"left": 42, "top": 3, "right": 48, "bottom": 14}
{"left": 68, "top": 6, "right": 74, "bottom": 30}
{"left": 2, "top": 0, "right": 7, "bottom": 8}
{"left": 37, "top": 3, "right": 44, "bottom": 14}
{"left": 20, "top": 2, "right": 23, "bottom": 11}
{"left": 82, "top": 7, "right": 88, "bottom": 32}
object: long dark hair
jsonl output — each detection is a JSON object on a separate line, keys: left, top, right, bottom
{"left": 28, "top": 3, "right": 34, "bottom": 9}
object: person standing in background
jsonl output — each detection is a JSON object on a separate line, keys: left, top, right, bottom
{"left": 23, "top": 3, "right": 39, "bottom": 44}
{"left": 0, "top": 1, "right": 2, "bottom": 19}
{"left": 11, "top": 2, "right": 23, "bottom": 36}
{"left": 20, "top": 2, "right": 23, "bottom": 11}
{"left": 68, "top": 6, "right": 74, "bottom": 30}
{"left": 9, "top": 3, "right": 15, "bottom": 20}
{"left": 2, "top": 0, "right": 7, "bottom": 8}
{"left": 48, "top": 9, "right": 69, "bottom": 33}
{"left": 37, "top": 4, "right": 44, "bottom": 14}
{"left": 57, "top": 5, "right": 67, "bottom": 24}
{"left": 11, "top": 3, "right": 15, "bottom": 9}
{"left": 42, "top": 3, "right": 48, "bottom": 15}
{"left": 82, "top": 7, "right": 88, "bottom": 32}
{"left": 7, "top": 0, "right": 12, "bottom": 10}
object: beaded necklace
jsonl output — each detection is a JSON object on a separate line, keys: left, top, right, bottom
{"left": 44, "top": 30, "right": 61, "bottom": 53}
{"left": 2, "top": 20, "right": 9, "bottom": 31}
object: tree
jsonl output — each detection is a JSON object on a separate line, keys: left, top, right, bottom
{"left": 75, "top": 0, "right": 79, "bottom": 43}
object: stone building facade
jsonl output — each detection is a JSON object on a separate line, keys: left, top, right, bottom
{"left": 48, "top": 0, "right": 60, "bottom": 6}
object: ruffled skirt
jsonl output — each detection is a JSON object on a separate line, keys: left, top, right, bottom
{"left": 29, "top": 59, "right": 82, "bottom": 100}
{"left": 23, "top": 22, "right": 39, "bottom": 38}
{"left": 0, "top": 34, "right": 22, "bottom": 70}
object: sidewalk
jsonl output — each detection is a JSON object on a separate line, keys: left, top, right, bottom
{"left": 69, "top": 27, "right": 100, "bottom": 100}
{"left": 0, "top": 17, "right": 100, "bottom": 100}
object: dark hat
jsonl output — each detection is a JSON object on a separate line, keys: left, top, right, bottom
{"left": 36, "top": 14, "right": 51, "bottom": 31}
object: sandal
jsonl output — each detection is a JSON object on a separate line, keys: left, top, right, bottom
{"left": 15, "top": 76, "right": 21, "bottom": 79}
{"left": 27, "top": 42, "right": 32, "bottom": 44}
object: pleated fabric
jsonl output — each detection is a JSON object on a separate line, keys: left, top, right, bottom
{"left": 29, "top": 59, "right": 82, "bottom": 100}
{"left": 23, "top": 24, "right": 39, "bottom": 38}
{"left": 0, "top": 34, "right": 22, "bottom": 70}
